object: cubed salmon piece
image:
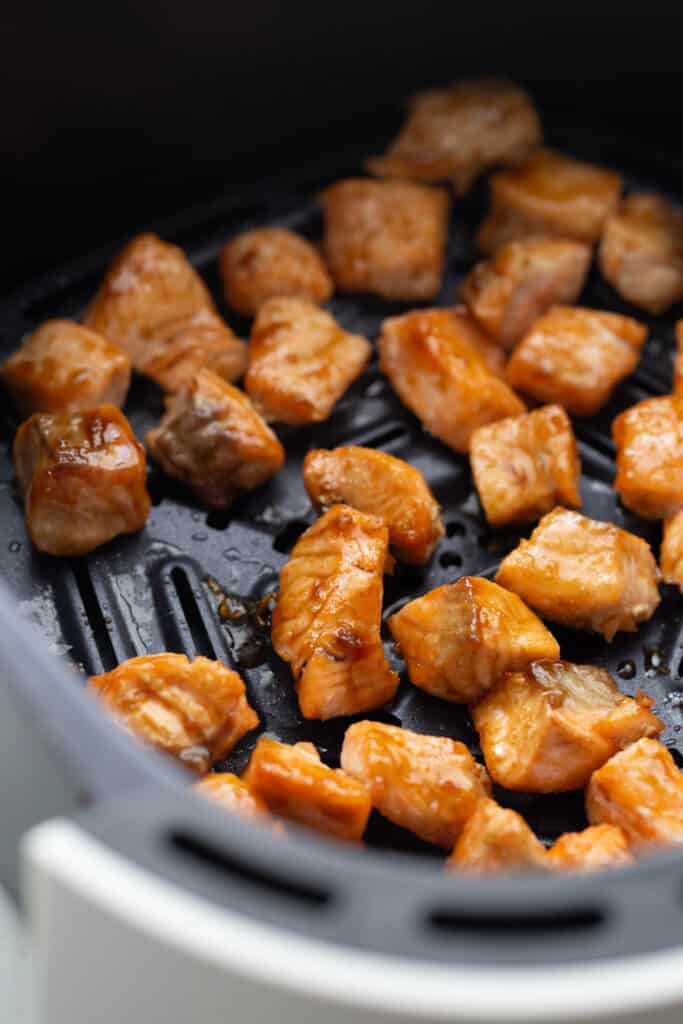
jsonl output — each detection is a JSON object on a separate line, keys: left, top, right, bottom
{"left": 461, "top": 238, "right": 591, "bottom": 349}
{"left": 388, "top": 576, "right": 559, "bottom": 703}
{"left": 219, "top": 227, "right": 333, "bottom": 317}
{"left": 613, "top": 396, "right": 683, "bottom": 520}
{"left": 272, "top": 505, "right": 399, "bottom": 720}
{"left": 586, "top": 738, "right": 683, "bottom": 851}
{"left": 242, "top": 737, "right": 371, "bottom": 841}
{"left": 303, "top": 446, "right": 444, "bottom": 565}
{"left": 446, "top": 306, "right": 508, "bottom": 377}
{"left": 138, "top": 309, "right": 248, "bottom": 392}
{"left": 472, "top": 660, "right": 663, "bottom": 793}
{"left": 448, "top": 798, "right": 548, "bottom": 874}
{"left": 599, "top": 194, "right": 683, "bottom": 314}
{"left": 379, "top": 308, "right": 525, "bottom": 454}
{"left": 245, "top": 297, "right": 371, "bottom": 424}
{"left": 477, "top": 149, "right": 623, "bottom": 253}
{"left": 320, "top": 178, "right": 450, "bottom": 300}
{"left": 13, "top": 405, "right": 150, "bottom": 556}
{"left": 496, "top": 508, "right": 660, "bottom": 640}
{"left": 660, "top": 510, "right": 683, "bottom": 590}
{"left": 506, "top": 306, "right": 647, "bottom": 417}
{"left": 470, "top": 405, "right": 581, "bottom": 527}
{"left": 341, "top": 721, "right": 490, "bottom": 848}
{"left": 89, "top": 654, "right": 259, "bottom": 773}
{"left": 146, "top": 368, "right": 284, "bottom": 509}
{"left": 675, "top": 321, "right": 683, "bottom": 396}
{"left": 1, "top": 320, "right": 131, "bottom": 417}
{"left": 84, "top": 233, "right": 215, "bottom": 364}
{"left": 194, "top": 773, "right": 271, "bottom": 821}
{"left": 367, "top": 79, "right": 541, "bottom": 195}
{"left": 547, "top": 825, "right": 633, "bottom": 872}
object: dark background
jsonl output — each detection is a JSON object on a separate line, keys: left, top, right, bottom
{"left": 1, "top": 2, "right": 682, "bottom": 295}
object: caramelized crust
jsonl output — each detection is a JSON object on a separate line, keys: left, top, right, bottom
{"left": 461, "top": 238, "right": 591, "bottom": 349}
{"left": 146, "top": 368, "right": 284, "bottom": 509}
{"left": 1, "top": 320, "right": 131, "bottom": 417}
{"left": 660, "top": 510, "right": 683, "bottom": 591}
{"left": 448, "top": 798, "right": 548, "bottom": 874}
{"left": 472, "top": 660, "right": 663, "bottom": 793}
{"left": 470, "top": 405, "right": 581, "bottom": 527}
{"left": 89, "top": 654, "right": 259, "bottom": 773}
{"left": 496, "top": 508, "right": 660, "bottom": 641}
{"left": 613, "top": 396, "right": 683, "bottom": 520}
{"left": 303, "top": 446, "right": 444, "bottom": 565}
{"left": 477, "top": 149, "right": 622, "bottom": 252}
{"left": 586, "top": 738, "right": 683, "bottom": 851}
{"left": 367, "top": 78, "right": 541, "bottom": 195}
{"left": 506, "top": 306, "right": 647, "bottom": 417}
{"left": 272, "top": 504, "right": 399, "bottom": 720}
{"left": 341, "top": 721, "right": 490, "bottom": 848}
{"left": 138, "top": 309, "right": 248, "bottom": 392}
{"left": 548, "top": 825, "right": 633, "bottom": 872}
{"left": 245, "top": 297, "right": 371, "bottom": 424}
{"left": 599, "top": 194, "right": 683, "bottom": 314}
{"left": 14, "top": 405, "right": 150, "bottom": 556}
{"left": 220, "top": 227, "right": 333, "bottom": 317}
{"left": 194, "top": 773, "right": 271, "bottom": 821}
{"left": 242, "top": 737, "right": 371, "bottom": 841}
{"left": 388, "top": 576, "right": 559, "bottom": 703}
{"left": 379, "top": 308, "right": 525, "bottom": 454}
{"left": 321, "top": 178, "right": 450, "bottom": 300}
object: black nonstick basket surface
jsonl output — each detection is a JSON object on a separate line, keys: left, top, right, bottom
{"left": 2, "top": 142, "right": 683, "bottom": 895}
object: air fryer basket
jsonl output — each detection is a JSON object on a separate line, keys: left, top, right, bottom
{"left": 4, "top": 139, "right": 683, "bottom": 968}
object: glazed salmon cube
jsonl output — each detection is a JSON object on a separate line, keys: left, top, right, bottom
{"left": 470, "top": 405, "right": 581, "bottom": 528}
{"left": 146, "top": 368, "right": 284, "bottom": 509}
{"left": 472, "top": 660, "right": 663, "bottom": 793}
{"left": 1, "top": 319, "right": 131, "bottom": 417}
{"left": 547, "top": 825, "right": 633, "bottom": 872}
{"left": 388, "top": 576, "right": 559, "bottom": 703}
{"left": 272, "top": 505, "right": 399, "bottom": 720}
{"left": 194, "top": 773, "right": 272, "bottom": 821}
{"left": 598, "top": 194, "right": 683, "bottom": 314}
{"left": 245, "top": 297, "right": 371, "bottom": 424}
{"left": 660, "top": 510, "right": 683, "bottom": 591}
{"left": 219, "top": 227, "right": 333, "bottom": 317}
{"left": 242, "top": 737, "right": 371, "bottom": 841}
{"left": 89, "top": 654, "right": 259, "bottom": 774}
{"left": 586, "top": 738, "right": 683, "bottom": 851}
{"left": 84, "top": 233, "right": 215, "bottom": 365}
{"left": 445, "top": 307, "right": 508, "bottom": 377}
{"left": 461, "top": 238, "right": 591, "bottom": 349}
{"left": 138, "top": 309, "right": 248, "bottom": 392}
{"left": 341, "top": 721, "right": 491, "bottom": 848}
{"left": 506, "top": 306, "right": 647, "bottom": 417}
{"left": 13, "top": 405, "right": 150, "bottom": 556}
{"left": 379, "top": 308, "right": 525, "bottom": 454}
{"left": 613, "top": 396, "right": 683, "bottom": 520}
{"left": 367, "top": 78, "right": 541, "bottom": 195}
{"left": 303, "top": 446, "right": 444, "bottom": 565}
{"left": 448, "top": 798, "right": 548, "bottom": 874}
{"left": 477, "top": 149, "right": 622, "bottom": 253}
{"left": 675, "top": 321, "right": 683, "bottom": 396}
{"left": 497, "top": 508, "right": 660, "bottom": 640}
{"left": 320, "top": 178, "right": 450, "bottom": 301}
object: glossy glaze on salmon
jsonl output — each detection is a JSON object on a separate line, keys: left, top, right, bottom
{"left": 506, "top": 306, "right": 647, "bottom": 417}
{"left": 472, "top": 660, "right": 663, "bottom": 793}
{"left": 320, "top": 178, "right": 450, "bottom": 300}
{"left": 194, "top": 772, "right": 272, "bottom": 821}
{"left": 461, "top": 237, "right": 591, "bottom": 349}
{"left": 496, "top": 508, "right": 660, "bottom": 640}
{"left": 470, "top": 404, "right": 581, "bottom": 527}
{"left": 660, "top": 510, "right": 683, "bottom": 591}
{"left": 146, "top": 367, "right": 284, "bottom": 509}
{"left": 448, "top": 798, "right": 548, "bottom": 874}
{"left": 303, "top": 446, "right": 444, "bottom": 565}
{"left": 89, "top": 654, "right": 259, "bottom": 774}
{"left": 388, "top": 576, "right": 559, "bottom": 703}
{"left": 272, "top": 505, "right": 399, "bottom": 719}
{"left": 13, "top": 405, "right": 150, "bottom": 556}
{"left": 242, "top": 737, "right": 371, "bottom": 841}
{"left": 138, "top": 309, "right": 248, "bottom": 392}
{"left": 341, "top": 721, "right": 491, "bottom": 848}
{"left": 245, "top": 296, "right": 371, "bottom": 424}
{"left": 547, "top": 825, "right": 633, "bottom": 872}
{"left": 367, "top": 78, "right": 541, "bottom": 195}
{"left": 379, "top": 308, "right": 525, "bottom": 454}
{"left": 613, "top": 396, "right": 683, "bottom": 520}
